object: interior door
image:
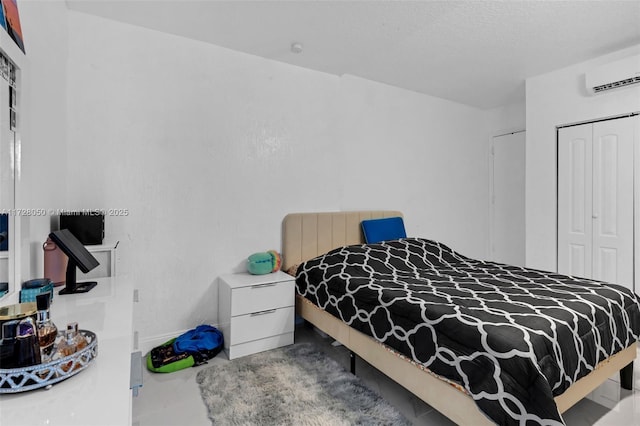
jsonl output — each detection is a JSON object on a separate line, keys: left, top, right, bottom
{"left": 591, "top": 118, "right": 634, "bottom": 288}
{"left": 490, "top": 131, "right": 525, "bottom": 266}
{"left": 558, "top": 124, "right": 593, "bottom": 279}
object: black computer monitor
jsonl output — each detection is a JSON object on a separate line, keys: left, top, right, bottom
{"left": 49, "top": 229, "right": 100, "bottom": 295}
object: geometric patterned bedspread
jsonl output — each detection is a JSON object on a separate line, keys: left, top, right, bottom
{"left": 295, "top": 238, "right": 640, "bottom": 425}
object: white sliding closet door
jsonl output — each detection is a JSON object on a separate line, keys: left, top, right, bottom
{"left": 490, "top": 131, "right": 525, "bottom": 266}
{"left": 558, "top": 125, "right": 593, "bottom": 279}
{"left": 558, "top": 116, "right": 636, "bottom": 290}
{"left": 591, "top": 119, "right": 634, "bottom": 286}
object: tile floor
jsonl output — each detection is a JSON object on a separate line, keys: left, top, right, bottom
{"left": 133, "top": 325, "right": 640, "bottom": 425}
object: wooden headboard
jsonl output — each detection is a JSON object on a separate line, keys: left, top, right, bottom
{"left": 281, "top": 210, "right": 403, "bottom": 271}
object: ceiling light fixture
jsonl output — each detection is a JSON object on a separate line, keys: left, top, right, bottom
{"left": 290, "top": 42, "right": 303, "bottom": 54}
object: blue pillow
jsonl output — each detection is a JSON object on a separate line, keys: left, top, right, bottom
{"left": 361, "top": 217, "right": 406, "bottom": 244}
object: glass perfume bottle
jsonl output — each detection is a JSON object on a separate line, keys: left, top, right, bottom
{"left": 56, "top": 328, "right": 76, "bottom": 372}
{"left": 35, "top": 293, "right": 58, "bottom": 362}
{"left": 67, "top": 322, "right": 88, "bottom": 351}
{"left": 56, "top": 322, "right": 88, "bottom": 372}
{"left": 0, "top": 320, "right": 19, "bottom": 368}
{"left": 14, "top": 317, "right": 41, "bottom": 367}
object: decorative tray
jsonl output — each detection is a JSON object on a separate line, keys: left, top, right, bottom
{"left": 0, "top": 330, "right": 97, "bottom": 393}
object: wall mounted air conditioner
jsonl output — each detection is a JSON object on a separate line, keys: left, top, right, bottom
{"left": 585, "top": 55, "right": 640, "bottom": 94}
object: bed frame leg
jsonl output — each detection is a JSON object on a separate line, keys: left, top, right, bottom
{"left": 620, "top": 361, "right": 634, "bottom": 390}
{"left": 350, "top": 351, "right": 356, "bottom": 375}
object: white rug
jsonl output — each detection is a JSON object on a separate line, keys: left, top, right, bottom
{"left": 196, "top": 342, "right": 410, "bottom": 425}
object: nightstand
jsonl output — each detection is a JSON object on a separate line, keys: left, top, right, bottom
{"left": 218, "top": 271, "right": 295, "bottom": 360}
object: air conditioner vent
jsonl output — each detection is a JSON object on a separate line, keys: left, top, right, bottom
{"left": 585, "top": 55, "right": 640, "bottom": 95}
{"left": 592, "top": 76, "right": 640, "bottom": 93}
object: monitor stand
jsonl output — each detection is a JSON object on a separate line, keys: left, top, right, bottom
{"left": 59, "top": 281, "right": 97, "bottom": 295}
{"left": 58, "top": 262, "right": 98, "bottom": 295}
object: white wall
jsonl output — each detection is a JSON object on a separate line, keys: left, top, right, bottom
{"left": 526, "top": 45, "right": 640, "bottom": 271}
{"left": 18, "top": 6, "right": 517, "bottom": 348}
{"left": 64, "top": 11, "right": 345, "bottom": 345}
{"left": 487, "top": 102, "right": 526, "bottom": 136}
{"left": 338, "top": 75, "right": 507, "bottom": 255}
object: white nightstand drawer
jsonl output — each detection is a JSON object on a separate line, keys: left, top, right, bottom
{"left": 227, "top": 333, "right": 294, "bottom": 360}
{"left": 231, "top": 280, "right": 294, "bottom": 316}
{"left": 231, "top": 306, "right": 295, "bottom": 345}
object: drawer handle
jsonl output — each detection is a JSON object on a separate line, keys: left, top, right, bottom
{"left": 251, "top": 283, "right": 278, "bottom": 289}
{"left": 250, "top": 309, "right": 277, "bottom": 317}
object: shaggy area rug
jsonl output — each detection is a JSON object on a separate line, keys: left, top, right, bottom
{"left": 196, "top": 342, "right": 411, "bottom": 425}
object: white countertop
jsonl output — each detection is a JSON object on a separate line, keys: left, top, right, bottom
{"left": 0, "top": 276, "right": 134, "bottom": 426}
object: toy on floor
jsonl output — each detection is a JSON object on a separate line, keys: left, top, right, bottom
{"left": 146, "top": 325, "right": 224, "bottom": 373}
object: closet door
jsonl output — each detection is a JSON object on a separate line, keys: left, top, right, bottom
{"left": 558, "top": 125, "right": 593, "bottom": 279}
{"left": 591, "top": 119, "right": 634, "bottom": 288}
{"left": 557, "top": 116, "right": 635, "bottom": 291}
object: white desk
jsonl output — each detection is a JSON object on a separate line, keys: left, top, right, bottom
{"left": 0, "top": 276, "right": 134, "bottom": 426}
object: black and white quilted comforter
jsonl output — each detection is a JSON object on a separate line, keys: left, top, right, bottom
{"left": 295, "top": 238, "right": 640, "bottom": 425}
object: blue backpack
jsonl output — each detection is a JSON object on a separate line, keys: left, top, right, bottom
{"left": 147, "top": 325, "right": 224, "bottom": 373}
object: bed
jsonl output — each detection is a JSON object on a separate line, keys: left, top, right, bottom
{"left": 282, "top": 211, "right": 639, "bottom": 425}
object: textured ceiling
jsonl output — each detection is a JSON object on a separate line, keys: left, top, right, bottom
{"left": 66, "top": 0, "right": 640, "bottom": 109}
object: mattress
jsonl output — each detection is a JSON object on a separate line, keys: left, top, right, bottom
{"left": 294, "top": 238, "right": 640, "bottom": 425}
